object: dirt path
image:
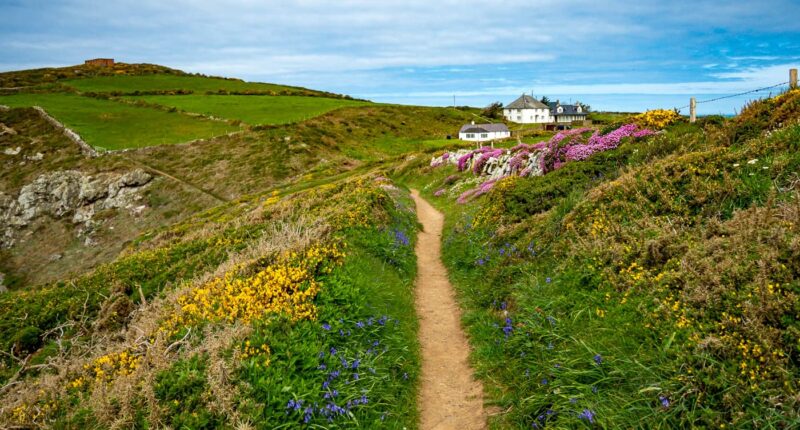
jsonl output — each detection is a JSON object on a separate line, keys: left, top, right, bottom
{"left": 411, "top": 189, "right": 487, "bottom": 430}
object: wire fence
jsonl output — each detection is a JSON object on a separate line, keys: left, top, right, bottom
{"left": 674, "top": 81, "right": 791, "bottom": 112}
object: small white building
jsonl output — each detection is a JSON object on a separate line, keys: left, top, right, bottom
{"left": 458, "top": 122, "right": 511, "bottom": 142}
{"left": 503, "top": 94, "right": 553, "bottom": 124}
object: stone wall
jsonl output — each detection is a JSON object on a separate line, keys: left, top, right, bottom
{"left": 32, "top": 106, "right": 99, "bottom": 158}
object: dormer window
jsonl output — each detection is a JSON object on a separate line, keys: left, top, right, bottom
{"left": 557, "top": 106, "right": 563, "bottom": 113}
{"left": 577, "top": 106, "right": 582, "bottom": 113}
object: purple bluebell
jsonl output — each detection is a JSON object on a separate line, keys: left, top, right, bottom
{"left": 352, "top": 359, "right": 361, "bottom": 369}
{"left": 546, "top": 277, "right": 552, "bottom": 283}
{"left": 321, "top": 323, "right": 331, "bottom": 330}
{"left": 659, "top": 395, "right": 670, "bottom": 408}
{"left": 594, "top": 354, "right": 602, "bottom": 365}
{"left": 330, "top": 347, "right": 337, "bottom": 356}
{"left": 541, "top": 378, "right": 548, "bottom": 385}
{"left": 356, "top": 321, "right": 365, "bottom": 328}
{"left": 578, "top": 409, "right": 595, "bottom": 423}
{"left": 353, "top": 373, "right": 359, "bottom": 381}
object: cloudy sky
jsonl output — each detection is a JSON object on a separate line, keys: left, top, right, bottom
{"left": 2, "top": 0, "right": 799, "bottom": 113}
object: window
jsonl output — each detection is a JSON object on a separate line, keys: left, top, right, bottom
{"left": 516, "top": 116, "right": 522, "bottom": 121}
{"left": 481, "top": 133, "right": 488, "bottom": 139}
{"left": 465, "top": 133, "right": 475, "bottom": 138}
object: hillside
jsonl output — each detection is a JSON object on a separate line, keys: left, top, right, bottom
{"left": 394, "top": 90, "right": 800, "bottom": 427}
{"left": 3, "top": 60, "right": 798, "bottom": 428}
{"left": 0, "top": 64, "right": 477, "bottom": 292}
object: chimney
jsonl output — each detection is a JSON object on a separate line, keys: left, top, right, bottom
{"left": 471, "top": 120, "right": 475, "bottom": 125}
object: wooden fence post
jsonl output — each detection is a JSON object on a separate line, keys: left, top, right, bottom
{"left": 791, "top": 69, "right": 798, "bottom": 89}
{"left": 690, "top": 97, "right": 696, "bottom": 123}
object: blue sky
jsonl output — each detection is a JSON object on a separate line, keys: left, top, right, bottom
{"left": 1, "top": 0, "right": 799, "bottom": 114}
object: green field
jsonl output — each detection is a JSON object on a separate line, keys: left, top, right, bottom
{"left": 127, "top": 94, "right": 369, "bottom": 125}
{"left": 0, "top": 93, "right": 238, "bottom": 150}
{"left": 63, "top": 74, "right": 297, "bottom": 94}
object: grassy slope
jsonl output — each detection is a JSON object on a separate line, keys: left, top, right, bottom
{"left": 0, "top": 63, "right": 184, "bottom": 88}
{"left": 0, "top": 108, "right": 222, "bottom": 287}
{"left": 126, "top": 94, "right": 369, "bottom": 125}
{"left": 393, "top": 90, "right": 800, "bottom": 428}
{"left": 125, "top": 104, "right": 478, "bottom": 200}
{"left": 64, "top": 74, "right": 296, "bottom": 94}
{"left": 0, "top": 174, "right": 422, "bottom": 429}
{"left": 0, "top": 93, "right": 238, "bottom": 150}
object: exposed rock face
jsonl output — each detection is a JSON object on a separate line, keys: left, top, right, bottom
{"left": 0, "top": 272, "right": 6, "bottom": 293}
{"left": 0, "top": 169, "right": 153, "bottom": 248}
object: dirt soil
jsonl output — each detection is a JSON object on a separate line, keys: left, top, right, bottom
{"left": 411, "top": 189, "right": 487, "bottom": 430}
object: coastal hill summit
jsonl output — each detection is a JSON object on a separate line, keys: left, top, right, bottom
{"left": 1, "top": 62, "right": 799, "bottom": 428}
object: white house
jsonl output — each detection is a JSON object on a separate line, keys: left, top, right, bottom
{"left": 458, "top": 122, "right": 511, "bottom": 142}
{"left": 503, "top": 94, "right": 553, "bottom": 124}
{"left": 548, "top": 101, "right": 588, "bottom": 123}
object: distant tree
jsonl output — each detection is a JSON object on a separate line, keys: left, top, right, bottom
{"left": 481, "top": 102, "right": 504, "bottom": 119}
{"left": 578, "top": 102, "right": 591, "bottom": 112}
{"left": 540, "top": 95, "right": 551, "bottom": 105}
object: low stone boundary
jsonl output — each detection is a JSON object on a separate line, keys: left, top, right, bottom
{"left": 32, "top": 106, "right": 99, "bottom": 158}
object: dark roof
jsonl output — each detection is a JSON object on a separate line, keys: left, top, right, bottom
{"left": 548, "top": 102, "right": 588, "bottom": 116}
{"left": 459, "top": 123, "right": 510, "bottom": 133}
{"left": 504, "top": 94, "right": 549, "bottom": 110}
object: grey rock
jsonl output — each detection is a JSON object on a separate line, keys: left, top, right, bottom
{"left": 79, "top": 176, "right": 109, "bottom": 203}
{"left": 118, "top": 169, "right": 152, "bottom": 187}
{"left": 0, "top": 169, "right": 153, "bottom": 249}
{"left": 3, "top": 146, "right": 21, "bottom": 155}
{"left": 0, "top": 272, "right": 6, "bottom": 293}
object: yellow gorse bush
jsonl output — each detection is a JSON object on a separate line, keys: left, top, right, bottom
{"left": 84, "top": 350, "right": 141, "bottom": 383}
{"left": 632, "top": 109, "right": 681, "bottom": 129}
{"left": 162, "top": 241, "right": 345, "bottom": 334}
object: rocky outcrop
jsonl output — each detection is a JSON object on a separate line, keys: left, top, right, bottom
{"left": 0, "top": 169, "right": 153, "bottom": 248}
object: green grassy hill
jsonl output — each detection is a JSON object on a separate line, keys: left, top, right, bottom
{"left": 394, "top": 90, "right": 800, "bottom": 428}
{"left": 0, "top": 63, "right": 476, "bottom": 292}
{"left": 125, "top": 94, "right": 369, "bottom": 126}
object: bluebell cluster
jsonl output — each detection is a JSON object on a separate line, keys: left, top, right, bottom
{"left": 578, "top": 408, "right": 596, "bottom": 423}
{"left": 531, "top": 409, "right": 556, "bottom": 428}
{"left": 284, "top": 315, "right": 398, "bottom": 425}
{"left": 475, "top": 241, "right": 540, "bottom": 266}
{"left": 393, "top": 229, "right": 410, "bottom": 247}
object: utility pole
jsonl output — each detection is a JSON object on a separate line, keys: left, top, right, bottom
{"left": 791, "top": 68, "right": 798, "bottom": 89}
{"left": 453, "top": 95, "right": 456, "bottom": 109}
{"left": 690, "top": 97, "right": 697, "bottom": 123}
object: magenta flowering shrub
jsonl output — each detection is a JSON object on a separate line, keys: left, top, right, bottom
{"left": 457, "top": 179, "right": 497, "bottom": 204}
{"left": 434, "top": 189, "right": 446, "bottom": 197}
{"left": 434, "top": 124, "right": 654, "bottom": 203}
{"left": 472, "top": 149, "right": 504, "bottom": 174}
{"left": 541, "top": 124, "right": 653, "bottom": 172}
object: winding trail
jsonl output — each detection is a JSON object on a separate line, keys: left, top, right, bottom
{"left": 411, "top": 190, "right": 487, "bottom": 430}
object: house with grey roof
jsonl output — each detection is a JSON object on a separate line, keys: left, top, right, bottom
{"left": 503, "top": 94, "right": 553, "bottom": 124}
{"left": 548, "top": 101, "right": 588, "bottom": 123}
{"left": 458, "top": 121, "right": 511, "bottom": 142}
